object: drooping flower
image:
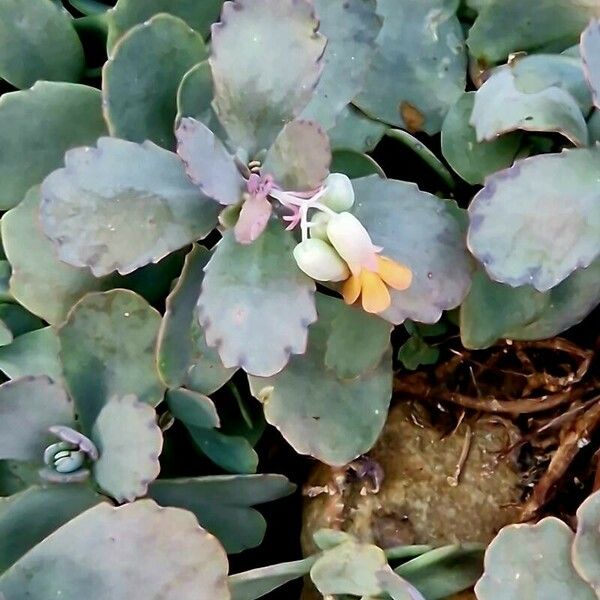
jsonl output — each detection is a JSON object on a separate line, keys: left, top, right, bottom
{"left": 326, "top": 212, "right": 412, "bottom": 314}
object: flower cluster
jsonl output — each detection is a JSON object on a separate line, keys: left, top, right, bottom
{"left": 276, "top": 174, "right": 413, "bottom": 314}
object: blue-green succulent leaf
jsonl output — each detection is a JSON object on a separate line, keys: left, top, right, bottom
{"left": 176, "top": 117, "right": 245, "bottom": 205}
{"left": 158, "top": 245, "right": 236, "bottom": 395}
{"left": 395, "top": 544, "right": 485, "bottom": 600}
{"left": 582, "top": 19, "right": 600, "bottom": 109}
{"left": 103, "top": 14, "right": 208, "bottom": 149}
{"left": 210, "top": 0, "right": 326, "bottom": 155}
{"left": 300, "top": 0, "right": 381, "bottom": 130}
{"left": 441, "top": 92, "right": 521, "bottom": 185}
{"left": 354, "top": 0, "right": 466, "bottom": 135}
{"left": 198, "top": 223, "right": 317, "bottom": 377}
{"left": 248, "top": 294, "right": 392, "bottom": 466}
{"left": 468, "top": 147, "right": 600, "bottom": 292}
{"left": 471, "top": 65, "right": 588, "bottom": 146}
{"left": 107, "top": 0, "right": 223, "bottom": 50}
{"left": 475, "top": 518, "right": 595, "bottom": 600}
{"left": 262, "top": 120, "right": 331, "bottom": 191}
{"left": 0, "top": 500, "right": 230, "bottom": 599}
{"left": 0, "top": 82, "right": 107, "bottom": 211}
{"left": 92, "top": 395, "right": 162, "bottom": 503}
{"left": 0, "top": 0, "right": 84, "bottom": 88}
{"left": 0, "top": 376, "right": 74, "bottom": 462}
{"left": 0, "top": 328, "right": 62, "bottom": 382}
{"left": 327, "top": 105, "right": 386, "bottom": 153}
{"left": 40, "top": 137, "right": 219, "bottom": 277}
{"left": 229, "top": 557, "right": 317, "bottom": 600}
{"left": 467, "top": 0, "right": 600, "bottom": 64}
{"left": 58, "top": 290, "right": 165, "bottom": 434}
{"left": 1, "top": 187, "right": 108, "bottom": 323}
{"left": 148, "top": 474, "right": 295, "bottom": 553}
{"left": 0, "top": 485, "right": 103, "bottom": 576}
{"left": 352, "top": 176, "right": 473, "bottom": 324}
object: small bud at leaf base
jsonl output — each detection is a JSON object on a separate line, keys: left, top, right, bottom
{"left": 293, "top": 238, "right": 350, "bottom": 282}
{"left": 320, "top": 173, "right": 355, "bottom": 212}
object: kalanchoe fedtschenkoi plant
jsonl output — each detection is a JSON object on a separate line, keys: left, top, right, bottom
{"left": 18, "top": 0, "right": 473, "bottom": 466}
{"left": 1, "top": 0, "right": 600, "bottom": 596}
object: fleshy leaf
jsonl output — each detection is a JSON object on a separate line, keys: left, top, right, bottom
{"left": 0, "top": 0, "right": 84, "bottom": 88}
{"left": 0, "top": 81, "right": 107, "bottom": 210}
{"left": 210, "top": 0, "right": 326, "bottom": 154}
{"left": 188, "top": 427, "right": 258, "bottom": 474}
{"left": 395, "top": 544, "right": 484, "bottom": 600}
{"left": 58, "top": 290, "right": 165, "bottom": 434}
{"left": 0, "top": 500, "right": 231, "bottom": 599}
{"left": 92, "top": 395, "right": 162, "bottom": 503}
{"left": 460, "top": 262, "right": 600, "bottom": 348}
{"left": 248, "top": 294, "right": 392, "bottom": 466}
{"left": 511, "top": 54, "right": 593, "bottom": 114}
{"left": 0, "top": 305, "right": 43, "bottom": 338}
{"left": 475, "top": 518, "right": 595, "bottom": 600}
{"left": 107, "top": 0, "right": 224, "bottom": 51}
{"left": 330, "top": 150, "right": 385, "bottom": 179}
{"left": 300, "top": 0, "right": 381, "bottom": 129}
{"left": 176, "top": 117, "right": 245, "bottom": 205}
{"left": 0, "top": 328, "right": 62, "bottom": 381}
{"left": 325, "top": 304, "right": 392, "bottom": 379}
{"left": 0, "top": 485, "right": 103, "bottom": 575}
{"left": 352, "top": 176, "right": 473, "bottom": 324}
{"left": 0, "top": 376, "right": 74, "bottom": 462}
{"left": 327, "top": 105, "right": 386, "bottom": 153}
{"left": 582, "top": 19, "right": 600, "bottom": 109}
{"left": 467, "top": 0, "right": 600, "bottom": 64}
{"left": 40, "top": 137, "right": 219, "bottom": 277}
{"left": 167, "top": 388, "right": 220, "bottom": 429}
{"left": 157, "top": 245, "right": 236, "bottom": 395}
{"left": 103, "top": 14, "right": 207, "bottom": 149}
{"left": 354, "top": 0, "right": 466, "bottom": 135}
{"left": 441, "top": 92, "right": 521, "bottom": 185}
{"left": 229, "top": 557, "right": 317, "bottom": 600}
{"left": 148, "top": 475, "right": 295, "bottom": 553}
{"left": 1, "top": 187, "right": 106, "bottom": 323}
{"left": 573, "top": 489, "right": 600, "bottom": 593}
{"left": 176, "top": 60, "right": 224, "bottom": 136}
{"left": 505, "top": 260, "right": 600, "bottom": 340}
{"left": 310, "top": 540, "right": 388, "bottom": 597}
{"left": 471, "top": 66, "right": 588, "bottom": 146}
{"left": 262, "top": 120, "right": 331, "bottom": 191}
{"left": 198, "top": 223, "right": 317, "bottom": 377}
{"left": 398, "top": 336, "right": 440, "bottom": 370}
{"left": 468, "top": 147, "right": 600, "bottom": 292}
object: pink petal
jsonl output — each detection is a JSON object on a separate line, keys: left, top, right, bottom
{"left": 234, "top": 193, "right": 273, "bottom": 244}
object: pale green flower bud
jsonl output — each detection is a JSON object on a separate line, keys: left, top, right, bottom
{"left": 320, "top": 173, "right": 355, "bottom": 212}
{"left": 309, "top": 212, "right": 331, "bottom": 241}
{"left": 293, "top": 238, "right": 350, "bottom": 282}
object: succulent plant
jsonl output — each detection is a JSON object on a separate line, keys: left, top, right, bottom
{"left": 229, "top": 528, "right": 484, "bottom": 600}
{"left": 0, "top": 0, "right": 599, "bottom": 596}
{"left": 475, "top": 489, "right": 600, "bottom": 600}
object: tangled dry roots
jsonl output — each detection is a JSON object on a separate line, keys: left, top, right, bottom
{"left": 393, "top": 337, "right": 599, "bottom": 522}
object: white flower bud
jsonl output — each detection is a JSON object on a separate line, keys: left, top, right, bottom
{"left": 293, "top": 238, "right": 350, "bottom": 282}
{"left": 320, "top": 173, "right": 355, "bottom": 212}
{"left": 326, "top": 211, "right": 377, "bottom": 274}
